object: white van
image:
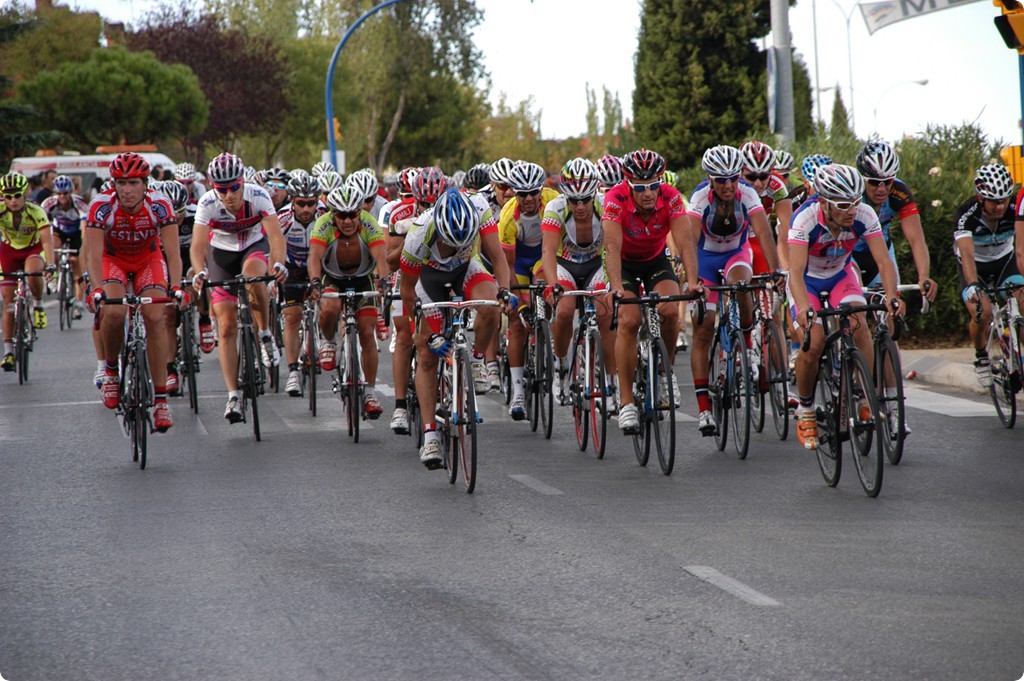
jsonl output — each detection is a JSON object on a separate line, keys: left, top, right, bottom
{"left": 10, "top": 149, "right": 177, "bottom": 196}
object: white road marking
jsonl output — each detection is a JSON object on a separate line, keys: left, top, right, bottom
{"left": 904, "top": 384, "right": 1001, "bottom": 417}
{"left": 510, "top": 474, "right": 564, "bottom": 495}
{"left": 194, "top": 416, "right": 209, "bottom": 436}
{"left": 684, "top": 566, "right": 781, "bottom": 606}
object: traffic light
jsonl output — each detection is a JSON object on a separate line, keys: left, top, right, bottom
{"left": 994, "top": 0, "right": 1024, "bottom": 53}
{"left": 333, "top": 117, "right": 343, "bottom": 144}
{"left": 1000, "top": 145, "right": 1024, "bottom": 184}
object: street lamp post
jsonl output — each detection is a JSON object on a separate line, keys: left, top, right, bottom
{"left": 871, "top": 79, "right": 929, "bottom": 135}
{"left": 830, "top": 0, "right": 856, "bottom": 130}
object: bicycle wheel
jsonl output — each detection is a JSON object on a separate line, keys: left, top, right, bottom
{"left": 751, "top": 330, "right": 765, "bottom": 434}
{"left": 439, "top": 360, "right": 457, "bottom": 485}
{"left": 875, "top": 335, "right": 905, "bottom": 465}
{"left": 571, "top": 334, "right": 588, "bottom": 452}
{"left": 651, "top": 338, "right": 676, "bottom": 476}
{"left": 456, "top": 349, "right": 478, "bottom": 493}
{"left": 135, "top": 344, "right": 153, "bottom": 470}
{"left": 500, "top": 352, "right": 512, "bottom": 405}
{"left": 346, "top": 325, "right": 360, "bottom": 442}
{"left": 765, "top": 321, "right": 789, "bottom": 441}
{"left": 305, "top": 313, "right": 318, "bottom": 417}
{"left": 814, "top": 347, "right": 842, "bottom": 487}
{"left": 123, "top": 349, "right": 139, "bottom": 463}
{"left": 729, "top": 331, "right": 752, "bottom": 460}
{"left": 181, "top": 310, "right": 199, "bottom": 414}
{"left": 15, "top": 299, "right": 29, "bottom": 385}
{"left": 537, "top": 321, "right": 554, "bottom": 440}
{"left": 710, "top": 333, "right": 728, "bottom": 452}
{"left": 845, "top": 349, "right": 883, "bottom": 497}
{"left": 987, "top": 324, "right": 1017, "bottom": 428}
{"left": 588, "top": 330, "right": 608, "bottom": 460}
{"left": 632, "top": 344, "right": 650, "bottom": 466}
{"left": 58, "top": 272, "right": 68, "bottom": 330}
{"left": 241, "top": 326, "right": 261, "bottom": 441}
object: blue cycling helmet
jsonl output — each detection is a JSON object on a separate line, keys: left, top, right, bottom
{"left": 801, "top": 154, "right": 832, "bottom": 184}
{"left": 433, "top": 188, "right": 480, "bottom": 248}
{"left": 53, "top": 175, "right": 75, "bottom": 193}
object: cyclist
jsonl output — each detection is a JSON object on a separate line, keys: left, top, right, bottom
{"left": 263, "top": 168, "right": 293, "bottom": 212}
{"left": 687, "top": 145, "right": 779, "bottom": 436}
{"left": 499, "top": 161, "right": 561, "bottom": 420}
{"left": 279, "top": 174, "right": 324, "bottom": 396}
{"left": 191, "top": 152, "right": 287, "bottom": 423}
{"left": 955, "top": 164, "right": 1024, "bottom": 387}
{"left": 174, "top": 162, "right": 206, "bottom": 204}
{"left": 788, "top": 164, "right": 901, "bottom": 450}
{"left": 540, "top": 158, "right": 615, "bottom": 405}
{"left": 158, "top": 180, "right": 195, "bottom": 395}
{"left": 596, "top": 154, "right": 623, "bottom": 201}
{"left": 85, "top": 154, "right": 182, "bottom": 431}
{"left": 854, "top": 141, "right": 938, "bottom": 303}
{"left": 604, "top": 149, "right": 701, "bottom": 434}
{"left": 308, "top": 184, "right": 389, "bottom": 418}
{"left": 0, "top": 172, "right": 54, "bottom": 370}
{"left": 488, "top": 158, "right": 518, "bottom": 214}
{"left": 386, "top": 167, "right": 447, "bottom": 433}
{"left": 41, "top": 174, "right": 89, "bottom": 319}
{"left": 464, "top": 163, "right": 492, "bottom": 200}
{"left": 348, "top": 170, "right": 388, "bottom": 221}
{"left": 378, "top": 166, "right": 417, "bottom": 227}
{"left": 740, "top": 141, "right": 792, "bottom": 268}
{"left": 401, "top": 188, "right": 511, "bottom": 468}
{"left": 311, "top": 161, "right": 336, "bottom": 179}
{"left": 774, "top": 150, "right": 795, "bottom": 187}
{"left": 318, "top": 171, "right": 345, "bottom": 202}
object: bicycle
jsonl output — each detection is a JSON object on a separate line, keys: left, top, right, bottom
{"left": 749, "top": 274, "right": 790, "bottom": 441}
{"left": 98, "top": 292, "right": 174, "bottom": 469}
{"left": 975, "top": 283, "right": 1024, "bottom": 428}
{"left": 417, "top": 295, "right": 500, "bottom": 493}
{"left": 706, "top": 278, "right": 770, "bottom": 460}
{"left": 267, "top": 283, "right": 284, "bottom": 393}
{"left": 801, "top": 293, "right": 890, "bottom": 497}
{"left": 54, "top": 247, "right": 78, "bottom": 330}
{"left": 511, "top": 283, "right": 555, "bottom": 439}
{"left": 561, "top": 289, "right": 613, "bottom": 459}
{"left": 323, "top": 288, "right": 381, "bottom": 442}
{"left": 865, "top": 283, "right": 929, "bottom": 464}
{"left": 297, "top": 290, "right": 321, "bottom": 415}
{"left": 175, "top": 279, "right": 201, "bottom": 415}
{"left": 204, "top": 274, "right": 275, "bottom": 441}
{"left": 7, "top": 271, "right": 43, "bottom": 385}
{"left": 611, "top": 289, "right": 703, "bottom": 476}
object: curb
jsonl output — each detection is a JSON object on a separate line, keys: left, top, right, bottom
{"left": 900, "top": 349, "right": 985, "bottom": 396}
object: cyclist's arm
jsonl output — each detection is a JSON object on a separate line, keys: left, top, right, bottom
{"left": 38, "top": 221, "right": 54, "bottom": 268}
{"left": 1016, "top": 218, "right": 1024, "bottom": 279}
{"left": 775, "top": 198, "right": 793, "bottom": 271}
{"left": 750, "top": 210, "right": 779, "bottom": 272}
{"left": 85, "top": 227, "right": 105, "bottom": 292}
{"left": 602, "top": 218, "right": 624, "bottom": 293}
{"left": 899, "top": 213, "right": 936, "bottom": 301}
{"left": 399, "top": 266, "right": 419, "bottom": 326}
{"left": 261, "top": 213, "right": 286, "bottom": 270}
{"left": 160, "top": 222, "right": 182, "bottom": 291}
{"left": 669, "top": 214, "right": 699, "bottom": 291}
{"left": 867, "top": 234, "right": 899, "bottom": 307}
{"left": 481, "top": 230, "right": 511, "bottom": 290}
{"left": 307, "top": 240, "right": 325, "bottom": 282}
{"left": 540, "top": 228, "right": 560, "bottom": 289}
{"left": 955, "top": 235, "right": 979, "bottom": 289}
{"left": 190, "top": 224, "right": 210, "bottom": 277}
{"left": 386, "top": 234, "right": 404, "bottom": 271}
{"left": 787, "top": 242, "right": 811, "bottom": 321}
{"left": 370, "top": 241, "right": 389, "bottom": 281}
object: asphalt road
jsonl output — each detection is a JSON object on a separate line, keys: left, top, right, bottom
{"left": 1, "top": 321, "right": 1022, "bottom": 681}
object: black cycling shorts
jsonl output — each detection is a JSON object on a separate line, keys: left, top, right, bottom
{"left": 620, "top": 252, "right": 678, "bottom": 295}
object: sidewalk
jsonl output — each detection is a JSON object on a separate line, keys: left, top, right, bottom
{"left": 900, "top": 346, "right": 984, "bottom": 395}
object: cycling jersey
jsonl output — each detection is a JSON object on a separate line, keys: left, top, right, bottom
{"left": 954, "top": 197, "right": 1016, "bottom": 263}
{"left": 754, "top": 173, "right": 790, "bottom": 219}
{"left": 604, "top": 181, "right": 687, "bottom": 262}
{"left": 788, "top": 198, "right": 883, "bottom": 280}
{"left": 86, "top": 191, "right": 176, "bottom": 259}
{"left": 40, "top": 194, "right": 89, "bottom": 236}
{"left": 541, "top": 194, "right": 604, "bottom": 264}
{"left": 279, "top": 205, "right": 322, "bottom": 268}
{"left": 687, "top": 182, "right": 765, "bottom": 254}
{"left": 401, "top": 214, "right": 498, "bottom": 275}
{"left": 177, "top": 204, "right": 197, "bottom": 249}
{"left": 498, "top": 187, "right": 560, "bottom": 270}
{"left": 194, "top": 183, "right": 276, "bottom": 252}
{"left": 309, "top": 210, "right": 385, "bottom": 280}
{"left": 853, "top": 178, "right": 917, "bottom": 253}
{"left": 0, "top": 201, "right": 50, "bottom": 251}
{"left": 387, "top": 198, "right": 419, "bottom": 236}
{"left": 378, "top": 197, "right": 402, "bottom": 226}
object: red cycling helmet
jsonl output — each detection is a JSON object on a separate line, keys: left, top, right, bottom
{"left": 412, "top": 166, "right": 447, "bottom": 204}
{"left": 621, "top": 149, "right": 666, "bottom": 182}
{"left": 109, "top": 152, "right": 150, "bottom": 180}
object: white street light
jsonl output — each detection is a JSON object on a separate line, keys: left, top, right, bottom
{"left": 829, "top": 0, "right": 857, "bottom": 129}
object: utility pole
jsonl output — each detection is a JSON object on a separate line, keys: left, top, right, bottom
{"left": 770, "top": 0, "right": 796, "bottom": 143}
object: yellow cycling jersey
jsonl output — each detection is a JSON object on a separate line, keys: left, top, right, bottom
{"left": 0, "top": 201, "right": 49, "bottom": 250}
{"left": 498, "top": 187, "right": 561, "bottom": 250}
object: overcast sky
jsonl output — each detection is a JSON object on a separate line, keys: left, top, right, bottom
{"left": 72, "top": 0, "right": 1020, "bottom": 148}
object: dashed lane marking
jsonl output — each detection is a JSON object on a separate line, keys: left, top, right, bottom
{"left": 684, "top": 566, "right": 781, "bottom": 606}
{"left": 509, "top": 474, "right": 564, "bottom": 495}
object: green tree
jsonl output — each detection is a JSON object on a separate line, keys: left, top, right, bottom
{"left": 829, "top": 86, "right": 855, "bottom": 142}
{"left": 634, "top": 0, "right": 810, "bottom": 166}
{"left": 17, "top": 47, "right": 209, "bottom": 149}
{"left": 0, "top": 2, "right": 101, "bottom": 84}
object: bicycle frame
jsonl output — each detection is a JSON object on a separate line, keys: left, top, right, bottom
{"left": 323, "top": 288, "right": 381, "bottom": 441}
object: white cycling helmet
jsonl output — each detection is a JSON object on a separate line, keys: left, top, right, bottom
{"left": 347, "top": 170, "right": 379, "bottom": 201}
{"left": 318, "top": 170, "right": 344, "bottom": 195}
{"left": 701, "top": 145, "right": 744, "bottom": 177}
{"left": 207, "top": 152, "right": 246, "bottom": 185}
{"left": 311, "top": 160, "right": 336, "bottom": 178}
{"left": 507, "top": 161, "right": 545, "bottom": 192}
{"left": 814, "top": 164, "right": 866, "bottom": 202}
{"left": 559, "top": 158, "right": 599, "bottom": 200}
{"left": 325, "top": 185, "right": 363, "bottom": 213}
{"left": 774, "top": 150, "right": 795, "bottom": 173}
{"left": 740, "top": 140, "right": 776, "bottom": 174}
{"left": 161, "top": 180, "right": 190, "bottom": 212}
{"left": 596, "top": 154, "right": 623, "bottom": 187}
{"left": 243, "top": 165, "right": 259, "bottom": 184}
{"left": 856, "top": 141, "right": 900, "bottom": 180}
{"left": 974, "top": 164, "right": 1015, "bottom": 201}
{"left": 489, "top": 157, "right": 517, "bottom": 186}
{"left": 174, "top": 162, "right": 197, "bottom": 182}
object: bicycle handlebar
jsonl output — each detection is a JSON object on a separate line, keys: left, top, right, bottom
{"left": 610, "top": 291, "right": 704, "bottom": 331}
{"left": 800, "top": 303, "right": 890, "bottom": 352}
{"left": 320, "top": 290, "right": 382, "bottom": 299}
{"left": 202, "top": 275, "right": 277, "bottom": 287}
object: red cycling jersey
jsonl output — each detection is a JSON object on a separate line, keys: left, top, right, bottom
{"left": 602, "top": 181, "right": 687, "bottom": 262}
{"left": 86, "top": 190, "right": 176, "bottom": 260}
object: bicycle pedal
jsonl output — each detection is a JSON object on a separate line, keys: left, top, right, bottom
{"left": 475, "top": 411, "right": 483, "bottom": 424}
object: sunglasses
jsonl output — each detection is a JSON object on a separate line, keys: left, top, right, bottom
{"left": 515, "top": 189, "right": 541, "bottom": 198}
{"left": 417, "top": 200, "right": 434, "bottom": 210}
{"left": 3, "top": 192, "right": 24, "bottom": 199}
{"left": 333, "top": 210, "right": 359, "bottom": 220}
{"left": 293, "top": 199, "right": 318, "bottom": 208}
{"left": 493, "top": 183, "right": 510, "bottom": 192}
{"left": 866, "top": 178, "right": 894, "bottom": 187}
{"left": 567, "top": 196, "right": 593, "bottom": 206}
{"left": 214, "top": 182, "right": 243, "bottom": 194}
{"left": 826, "top": 197, "right": 862, "bottom": 211}
{"left": 712, "top": 175, "right": 740, "bottom": 184}
{"left": 629, "top": 181, "right": 661, "bottom": 193}
{"left": 180, "top": 179, "right": 194, "bottom": 185}
{"left": 266, "top": 181, "right": 287, "bottom": 190}
{"left": 744, "top": 172, "right": 771, "bottom": 182}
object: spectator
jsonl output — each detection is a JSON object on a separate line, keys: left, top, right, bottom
{"left": 29, "top": 170, "right": 54, "bottom": 203}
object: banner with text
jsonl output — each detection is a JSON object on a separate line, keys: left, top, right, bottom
{"left": 859, "top": 0, "right": 983, "bottom": 35}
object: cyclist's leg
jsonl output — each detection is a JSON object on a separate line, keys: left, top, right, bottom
{"left": 355, "top": 289, "right": 379, "bottom": 387}
{"left": 644, "top": 253, "right": 681, "bottom": 364}
{"left": 507, "top": 268, "right": 532, "bottom": 401}
{"left": 241, "top": 243, "right": 271, "bottom": 335}
{"left": 136, "top": 252, "right": 171, "bottom": 393}
{"left": 97, "top": 259, "right": 130, "bottom": 365}
{"left": 464, "top": 260, "right": 500, "bottom": 351}
{"left": 0, "top": 245, "right": 20, "bottom": 348}
{"left": 692, "top": 249, "right": 731, "bottom": 416}
{"left": 834, "top": 263, "right": 872, "bottom": 367}
{"left": 551, "top": 262, "right": 577, "bottom": 361}
{"left": 725, "top": 245, "right": 755, "bottom": 332}
{"left": 281, "top": 267, "right": 306, "bottom": 367}
{"left": 318, "top": 279, "right": 342, "bottom": 343}
{"left": 24, "top": 248, "right": 45, "bottom": 302}
{"left": 615, "top": 262, "right": 643, "bottom": 407}
{"left": 207, "top": 249, "right": 243, "bottom": 393}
